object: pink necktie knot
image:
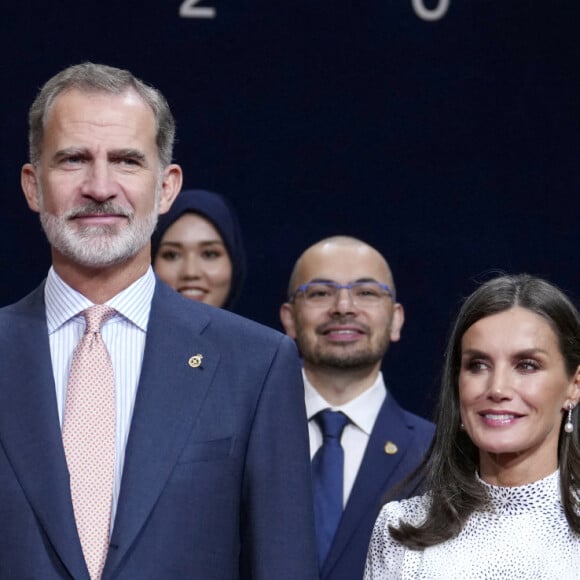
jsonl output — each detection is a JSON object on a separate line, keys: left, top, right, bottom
{"left": 83, "top": 305, "right": 116, "bottom": 335}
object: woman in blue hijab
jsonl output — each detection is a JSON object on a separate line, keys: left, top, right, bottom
{"left": 152, "top": 189, "right": 246, "bottom": 310}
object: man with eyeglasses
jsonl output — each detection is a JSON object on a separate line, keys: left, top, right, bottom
{"left": 280, "top": 236, "right": 434, "bottom": 580}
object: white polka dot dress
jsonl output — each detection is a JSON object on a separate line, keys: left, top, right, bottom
{"left": 364, "top": 471, "right": 580, "bottom": 579}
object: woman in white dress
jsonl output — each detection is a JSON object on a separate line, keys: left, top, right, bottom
{"left": 365, "top": 274, "right": 580, "bottom": 579}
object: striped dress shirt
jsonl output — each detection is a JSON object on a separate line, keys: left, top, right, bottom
{"left": 45, "top": 266, "right": 155, "bottom": 526}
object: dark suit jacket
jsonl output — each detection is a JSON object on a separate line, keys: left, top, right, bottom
{"left": 320, "top": 395, "right": 434, "bottom": 580}
{"left": 0, "top": 281, "right": 318, "bottom": 580}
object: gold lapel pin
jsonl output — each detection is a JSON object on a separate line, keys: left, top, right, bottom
{"left": 384, "top": 441, "right": 398, "bottom": 455}
{"left": 188, "top": 354, "right": 203, "bottom": 368}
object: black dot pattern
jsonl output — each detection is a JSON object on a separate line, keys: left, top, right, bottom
{"left": 364, "top": 471, "right": 580, "bottom": 579}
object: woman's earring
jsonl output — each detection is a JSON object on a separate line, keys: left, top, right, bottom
{"left": 564, "top": 403, "right": 575, "bottom": 434}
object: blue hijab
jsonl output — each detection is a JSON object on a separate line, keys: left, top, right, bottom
{"left": 152, "top": 189, "right": 247, "bottom": 311}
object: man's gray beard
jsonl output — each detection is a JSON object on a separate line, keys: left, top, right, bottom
{"left": 39, "top": 194, "right": 160, "bottom": 268}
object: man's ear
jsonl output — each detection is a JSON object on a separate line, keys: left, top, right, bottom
{"left": 389, "top": 303, "right": 405, "bottom": 343}
{"left": 280, "top": 302, "right": 297, "bottom": 339}
{"left": 21, "top": 164, "right": 41, "bottom": 213}
{"left": 157, "top": 164, "right": 183, "bottom": 215}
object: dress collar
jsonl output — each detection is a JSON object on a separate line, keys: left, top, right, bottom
{"left": 476, "top": 470, "right": 560, "bottom": 515}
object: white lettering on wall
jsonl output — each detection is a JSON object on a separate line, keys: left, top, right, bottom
{"left": 411, "top": 0, "right": 450, "bottom": 21}
{"left": 179, "top": 0, "right": 216, "bottom": 19}
{"left": 179, "top": 1, "right": 450, "bottom": 22}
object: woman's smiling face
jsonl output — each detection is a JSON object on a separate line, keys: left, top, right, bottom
{"left": 154, "top": 212, "right": 232, "bottom": 307}
{"left": 459, "top": 306, "right": 580, "bottom": 481}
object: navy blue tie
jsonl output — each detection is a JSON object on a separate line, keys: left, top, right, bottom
{"left": 312, "top": 409, "right": 350, "bottom": 569}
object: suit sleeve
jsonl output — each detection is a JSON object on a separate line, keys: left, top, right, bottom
{"left": 240, "top": 334, "right": 318, "bottom": 580}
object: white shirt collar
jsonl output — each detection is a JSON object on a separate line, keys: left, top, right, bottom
{"left": 45, "top": 266, "right": 156, "bottom": 333}
{"left": 303, "top": 370, "right": 387, "bottom": 436}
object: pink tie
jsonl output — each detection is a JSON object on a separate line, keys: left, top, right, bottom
{"left": 62, "top": 305, "right": 116, "bottom": 580}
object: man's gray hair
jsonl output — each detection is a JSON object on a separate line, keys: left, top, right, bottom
{"left": 28, "top": 62, "right": 176, "bottom": 167}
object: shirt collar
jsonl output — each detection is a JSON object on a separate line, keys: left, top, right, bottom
{"left": 45, "top": 266, "right": 156, "bottom": 333}
{"left": 303, "top": 370, "right": 387, "bottom": 436}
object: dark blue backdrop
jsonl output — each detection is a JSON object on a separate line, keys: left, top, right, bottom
{"left": 1, "top": 0, "right": 579, "bottom": 416}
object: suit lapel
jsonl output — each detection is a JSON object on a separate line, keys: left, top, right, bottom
{"left": 105, "top": 284, "right": 220, "bottom": 577}
{"left": 322, "top": 397, "right": 413, "bottom": 577}
{"left": 0, "top": 286, "right": 89, "bottom": 579}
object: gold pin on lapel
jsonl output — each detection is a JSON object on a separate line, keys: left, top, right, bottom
{"left": 188, "top": 354, "right": 203, "bottom": 368}
{"left": 384, "top": 441, "right": 398, "bottom": 455}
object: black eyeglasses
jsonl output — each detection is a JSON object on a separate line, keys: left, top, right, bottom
{"left": 289, "top": 281, "right": 395, "bottom": 307}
